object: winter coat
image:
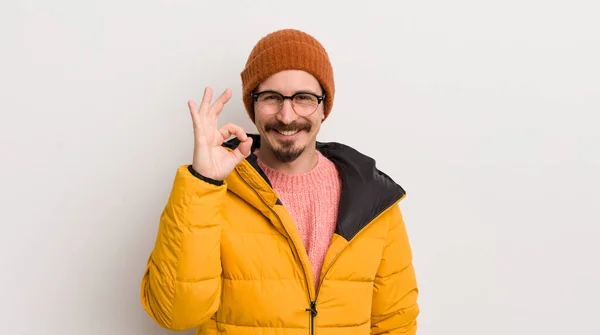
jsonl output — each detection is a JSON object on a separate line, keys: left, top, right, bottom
{"left": 140, "top": 135, "right": 420, "bottom": 334}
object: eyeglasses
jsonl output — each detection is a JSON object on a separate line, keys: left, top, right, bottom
{"left": 252, "top": 90, "right": 325, "bottom": 116}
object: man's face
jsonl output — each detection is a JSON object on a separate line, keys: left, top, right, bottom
{"left": 253, "top": 70, "right": 325, "bottom": 163}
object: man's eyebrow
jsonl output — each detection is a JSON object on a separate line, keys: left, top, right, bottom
{"left": 296, "top": 89, "right": 322, "bottom": 95}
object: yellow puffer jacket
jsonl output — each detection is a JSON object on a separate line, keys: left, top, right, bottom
{"left": 141, "top": 135, "right": 419, "bottom": 334}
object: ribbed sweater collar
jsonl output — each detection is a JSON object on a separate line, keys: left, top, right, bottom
{"left": 255, "top": 150, "right": 334, "bottom": 193}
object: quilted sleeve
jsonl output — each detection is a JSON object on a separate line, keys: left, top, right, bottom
{"left": 371, "top": 205, "right": 420, "bottom": 334}
{"left": 140, "top": 165, "right": 226, "bottom": 331}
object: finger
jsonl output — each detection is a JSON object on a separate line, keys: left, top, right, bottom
{"left": 215, "top": 131, "right": 224, "bottom": 146}
{"left": 210, "top": 89, "right": 232, "bottom": 116}
{"left": 197, "top": 87, "right": 213, "bottom": 116}
{"left": 218, "top": 123, "right": 248, "bottom": 141}
{"left": 188, "top": 86, "right": 212, "bottom": 118}
{"left": 202, "top": 87, "right": 213, "bottom": 105}
{"left": 188, "top": 100, "right": 199, "bottom": 124}
{"left": 235, "top": 137, "right": 253, "bottom": 158}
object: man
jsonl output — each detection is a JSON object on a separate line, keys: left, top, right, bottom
{"left": 140, "top": 28, "right": 419, "bottom": 335}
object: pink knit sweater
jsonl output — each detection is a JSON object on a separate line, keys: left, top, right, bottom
{"left": 257, "top": 150, "right": 341, "bottom": 286}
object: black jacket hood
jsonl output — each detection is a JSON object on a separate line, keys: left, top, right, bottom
{"left": 223, "top": 134, "right": 405, "bottom": 241}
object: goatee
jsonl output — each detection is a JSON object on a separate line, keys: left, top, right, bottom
{"left": 273, "top": 141, "right": 304, "bottom": 163}
{"left": 265, "top": 120, "right": 311, "bottom": 163}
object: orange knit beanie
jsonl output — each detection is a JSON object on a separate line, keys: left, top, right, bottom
{"left": 240, "top": 29, "right": 335, "bottom": 122}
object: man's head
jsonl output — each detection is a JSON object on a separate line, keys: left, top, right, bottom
{"left": 240, "top": 29, "right": 334, "bottom": 163}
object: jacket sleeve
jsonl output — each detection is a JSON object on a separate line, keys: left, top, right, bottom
{"left": 140, "top": 165, "right": 226, "bottom": 331}
{"left": 371, "top": 205, "right": 420, "bottom": 335}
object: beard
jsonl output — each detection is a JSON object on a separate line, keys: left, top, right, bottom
{"left": 264, "top": 120, "right": 312, "bottom": 163}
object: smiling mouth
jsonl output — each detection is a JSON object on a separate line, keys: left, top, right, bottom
{"left": 275, "top": 129, "right": 300, "bottom": 136}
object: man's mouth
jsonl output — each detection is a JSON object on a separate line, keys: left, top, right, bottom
{"left": 265, "top": 121, "right": 311, "bottom": 138}
{"left": 275, "top": 129, "right": 300, "bottom": 136}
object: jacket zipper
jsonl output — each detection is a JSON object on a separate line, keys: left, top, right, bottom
{"left": 306, "top": 252, "right": 341, "bottom": 334}
{"left": 306, "top": 197, "right": 403, "bottom": 334}
{"left": 239, "top": 174, "right": 317, "bottom": 333}
{"left": 306, "top": 300, "right": 317, "bottom": 335}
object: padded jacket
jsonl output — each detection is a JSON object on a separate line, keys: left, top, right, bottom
{"left": 140, "top": 135, "right": 420, "bottom": 334}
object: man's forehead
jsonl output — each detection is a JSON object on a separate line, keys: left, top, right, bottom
{"left": 257, "top": 78, "right": 323, "bottom": 95}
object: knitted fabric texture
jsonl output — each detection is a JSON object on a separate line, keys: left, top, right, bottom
{"left": 240, "top": 29, "right": 335, "bottom": 122}
{"left": 256, "top": 151, "right": 341, "bottom": 286}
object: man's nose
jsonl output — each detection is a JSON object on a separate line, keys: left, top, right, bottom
{"left": 276, "top": 99, "right": 299, "bottom": 124}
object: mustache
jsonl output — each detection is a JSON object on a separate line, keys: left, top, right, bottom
{"left": 265, "top": 120, "right": 311, "bottom": 132}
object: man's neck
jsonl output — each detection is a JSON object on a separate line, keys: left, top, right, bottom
{"left": 256, "top": 146, "right": 319, "bottom": 175}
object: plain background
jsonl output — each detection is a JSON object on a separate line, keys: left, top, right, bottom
{"left": 1, "top": 0, "right": 599, "bottom": 334}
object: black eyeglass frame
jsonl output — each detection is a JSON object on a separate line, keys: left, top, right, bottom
{"left": 251, "top": 90, "right": 326, "bottom": 114}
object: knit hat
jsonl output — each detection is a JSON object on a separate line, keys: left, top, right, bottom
{"left": 240, "top": 29, "right": 335, "bottom": 122}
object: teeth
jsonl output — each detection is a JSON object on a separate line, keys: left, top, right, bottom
{"left": 277, "top": 130, "right": 299, "bottom": 136}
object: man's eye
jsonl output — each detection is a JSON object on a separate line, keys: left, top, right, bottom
{"left": 261, "top": 94, "right": 280, "bottom": 101}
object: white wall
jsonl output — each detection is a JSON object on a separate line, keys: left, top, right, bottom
{"left": 1, "top": 0, "right": 599, "bottom": 334}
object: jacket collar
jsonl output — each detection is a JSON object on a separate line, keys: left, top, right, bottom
{"left": 223, "top": 134, "right": 406, "bottom": 241}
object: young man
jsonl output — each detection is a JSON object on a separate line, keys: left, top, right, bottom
{"left": 141, "top": 28, "right": 419, "bottom": 335}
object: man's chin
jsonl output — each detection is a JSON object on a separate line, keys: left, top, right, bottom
{"left": 262, "top": 130, "right": 308, "bottom": 162}
{"left": 273, "top": 140, "right": 304, "bottom": 162}
{"left": 273, "top": 147, "right": 304, "bottom": 163}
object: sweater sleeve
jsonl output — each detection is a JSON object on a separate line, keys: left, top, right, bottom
{"left": 371, "top": 205, "right": 420, "bottom": 334}
{"left": 140, "top": 165, "right": 226, "bottom": 331}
